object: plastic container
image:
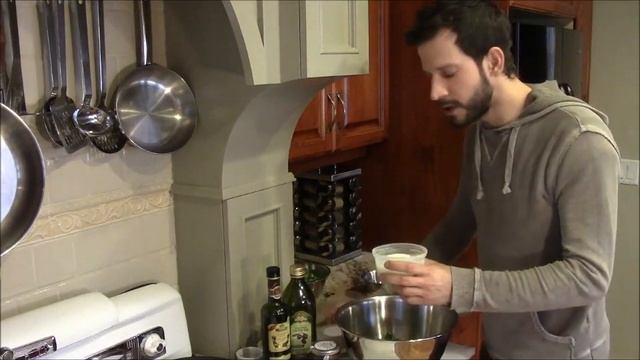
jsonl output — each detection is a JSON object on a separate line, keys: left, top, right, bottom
{"left": 372, "top": 243, "right": 428, "bottom": 276}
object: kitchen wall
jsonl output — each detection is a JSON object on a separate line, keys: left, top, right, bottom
{"left": 0, "top": 1, "right": 177, "bottom": 319}
{"left": 590, "top": 1, "right": 640, "bottom": 358}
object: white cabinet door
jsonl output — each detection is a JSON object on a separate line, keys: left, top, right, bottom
{"left": 301, "top": 0, "right": 369, "bottom": 78}
{"left": 223, "top": 183, "right": 294, "bottom": 353}
{"left": 224, "top": 0, "right": 369, "bottom": 84}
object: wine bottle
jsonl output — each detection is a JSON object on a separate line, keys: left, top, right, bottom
{"left": 282, "top": 264, "right": 316, "bottom": 359}
{"left": 261, "top": 266, "right": 291, "bottom": 360}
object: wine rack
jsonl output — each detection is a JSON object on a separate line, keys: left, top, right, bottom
{"left": 293, "top": 166, "right": 362, "bottom": 265}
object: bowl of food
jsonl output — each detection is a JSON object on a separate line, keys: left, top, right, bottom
{"left": 304, "top": 263, "right": 330, "bottom": 298}
{"left": 335, "top": 295, "right": 457, "bottom": 359}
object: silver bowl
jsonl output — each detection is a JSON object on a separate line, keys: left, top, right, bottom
{"left": 335, "top": 296, "right": 458, "bottom": 359}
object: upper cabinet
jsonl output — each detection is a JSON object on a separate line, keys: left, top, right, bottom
{"left": 301, "top": 1, "right": 369, "bottom": 78}
{"left": 223, "top": 0, "right": 369, "bottom": 85}
{"left": 289, "top": 1, "right": 388, "bottom": 163}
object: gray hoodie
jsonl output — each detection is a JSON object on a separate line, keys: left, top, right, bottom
{"left": 424, "top": 81, "right": 620, "bottom": 359}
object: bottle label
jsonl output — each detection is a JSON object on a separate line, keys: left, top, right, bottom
{"left": 290, "top": 311, "right": 313, "bottom": 354}
{"left": 268, "top": 319, "right": 291, "bottom": 355}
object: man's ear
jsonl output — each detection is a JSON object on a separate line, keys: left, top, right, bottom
{"left": 486, "top": 47, "right": 505, "bottom": 76}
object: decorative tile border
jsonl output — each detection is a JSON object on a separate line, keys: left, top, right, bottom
{"left": 21, "top": 188, "right": 173, "bottom": 245}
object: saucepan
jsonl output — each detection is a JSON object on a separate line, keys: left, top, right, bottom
{"left": 335, "top": 295, "right": 458, "bottom": 359}
{"left": 113, "top": 0, "right": 197, "bottom": 153}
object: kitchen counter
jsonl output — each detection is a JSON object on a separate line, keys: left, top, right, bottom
{"left": 314, "top": 252, "right": 383, "bottom": 326}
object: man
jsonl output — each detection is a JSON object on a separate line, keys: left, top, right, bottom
{"left": 378, "top": 1, "right": 620, "bottom": 359}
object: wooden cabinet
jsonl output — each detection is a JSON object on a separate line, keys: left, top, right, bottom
{"left": 223, "top": 0, "right": 370, "bottom": 85}
{"left": 289, "top": 1, "right": 388, "bottom": 163}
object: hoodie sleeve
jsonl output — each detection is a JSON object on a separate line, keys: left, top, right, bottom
{"left": 450, "top": 132, "right": 619, "bottom": 313}
{"left": 423, "top": 130, "right": 477, "bottom": 264}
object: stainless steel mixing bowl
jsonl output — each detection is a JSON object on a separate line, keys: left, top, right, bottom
{"left": 335, "top": 296, "right": 458, "bottom": 359}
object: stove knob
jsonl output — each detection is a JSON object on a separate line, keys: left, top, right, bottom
{"left": 141, "top": 333, "right": 166, "bottom": 358}
{"left": 0, "top": 347, "right": 13, "bottom": 360}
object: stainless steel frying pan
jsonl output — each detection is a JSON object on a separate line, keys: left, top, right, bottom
{"left": 1, "top": 0, "right": 45, "bottom": 257}
{"left": 1, "top": 103, "right": 45, "bottom": 257}
{"left": 113, "top": 0, "right": 196, "bottom": 154}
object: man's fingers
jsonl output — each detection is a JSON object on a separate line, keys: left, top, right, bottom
{"left": 398, "top": 286, "right": 424, "bottom": 298}
{"left": 379, "top": 273, "right": 422, "bottom": 287}
{"left": 385, "top": 260, "right": 430, "bottom": 274}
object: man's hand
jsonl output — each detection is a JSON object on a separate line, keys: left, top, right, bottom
{"left": 378, "top": 259, "right": 453, "bottom": 306}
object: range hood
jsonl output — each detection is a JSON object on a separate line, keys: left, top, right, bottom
{"left": 164, "top": 1, "right": 367, "bottom": 357}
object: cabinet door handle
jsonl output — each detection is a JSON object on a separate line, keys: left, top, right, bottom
{"left": 326, "top": 93, "right": 337, "bottom": 133}
{"left": 336, "top": 92, "right": 347, "bottom": 129}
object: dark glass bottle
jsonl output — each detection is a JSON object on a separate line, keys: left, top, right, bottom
{"left": 261, "top": 266, "right": 291, "bottom": 360}
{"left": 283, "top": 264, "right": 317, "bottom": 359}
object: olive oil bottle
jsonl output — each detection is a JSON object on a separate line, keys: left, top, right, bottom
{"left": 261, "top": 266, "right": 291, "bottom": 360}
{"left": 282, "top": 264, "right": 316, "bottom": 358}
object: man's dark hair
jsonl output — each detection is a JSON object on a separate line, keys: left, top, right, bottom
{"left": 406, "top": 0, "right": 517, "bottom": 77}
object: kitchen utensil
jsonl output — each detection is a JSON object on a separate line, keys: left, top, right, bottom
{"left": 35, "top": 0, "right": 63, "bottom": 146}
{"left": 113, "top": 0, "right": 196, "bottom": 154}
{"left": 2, "top": 0, "right": 25, "bottom": 115}
{"left": 50, "top": 0, "right": 87, "bottom": 153}
{"left": 89, "top": 0, "right": 127, "bottom": 154}
{"left": 69, "top": 0, "right": 110, "bottom": 136}
{"left": 335, "top": 296, "right": 458, "bottom": 360}
{"left": 1, "top": 103, "right": 45, "bottom": 256}
{"left": 303, "top": 262, "right": 330, "bottom": 298}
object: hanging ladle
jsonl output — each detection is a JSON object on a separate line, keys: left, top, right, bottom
{"left": 69, "top": 0, "right": 112, "bottom": 136}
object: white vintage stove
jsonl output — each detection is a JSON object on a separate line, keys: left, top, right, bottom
{"left": 0, "top": 283, "right": 193, "bottom": 360}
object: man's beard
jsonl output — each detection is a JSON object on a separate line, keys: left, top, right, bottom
{"left": 441, "top": 70, "right": 493, "bottom": 128}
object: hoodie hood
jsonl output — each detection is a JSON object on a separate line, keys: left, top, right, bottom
{"left": 474, "top": 80, "right": 611, "bottom": 200}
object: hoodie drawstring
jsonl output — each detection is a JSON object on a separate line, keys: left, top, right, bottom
{"left": 474, "top": 125, "right": 520, "bottom": 199}
{"left": 502, "top": 127, "right": 519, "bottom": 195}
{"left": 475, "top": 125, "right": 484, "bottom": 200}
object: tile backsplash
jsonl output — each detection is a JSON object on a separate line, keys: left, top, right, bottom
{"left": 0, "top": 1, "right": 176, "bottom": 319}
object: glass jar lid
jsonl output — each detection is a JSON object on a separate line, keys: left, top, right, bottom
{"left": 311, "top": 340, "right": 340, "bottom": 356}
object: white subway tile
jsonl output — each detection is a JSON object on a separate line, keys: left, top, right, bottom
{"left": 16, "top": 1, "right": 39, "bottom": 57}
{"left": 21, "top": 56, "right": 43, "bottom": 113}
{"left": 56, "top": 278, "right": 97, "bottom": 301}
{"left": 74, "top": 209, "right": 174, "bottom": 273}
{"left": 150, "top": 0, "right": 166, "bottom": 66}
{"left": 129, "top": 248, "right": 178, "bottom": 287}
{"left": 14, "top": 285, "right": 60, "bottom": 314}
{"left": 33, "top": 237, "right": 76, "bottom": 287}
{"left": 0, "top": 299, "right": 21, "bottom": 320}
{"left": 104, "top": 9, "right": 135, "bottom": 57}
{"left": 0, "top": 247, "right": 36, "bottom": 299}
{"left": 61, "top": 264, "right": 126, "bottom": 298}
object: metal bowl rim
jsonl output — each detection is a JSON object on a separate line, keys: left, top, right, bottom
{"left": 334, "top": 295, "right": 458, "bottom": 343}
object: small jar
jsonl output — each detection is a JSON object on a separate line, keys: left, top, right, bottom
{"left": 310, "top": 341, "right": 340, "bottom": 360}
